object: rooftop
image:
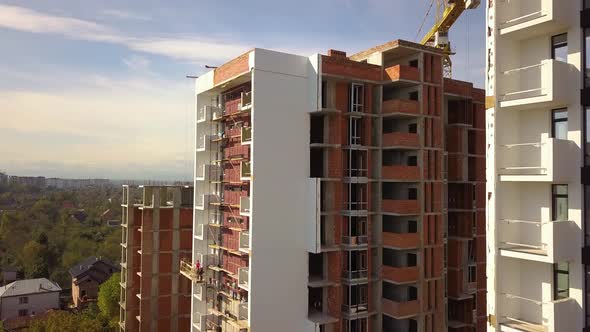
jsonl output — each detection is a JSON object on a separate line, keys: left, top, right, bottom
{"left": 0, "top": 278, "right": 61, "bottom": 298}
{"left": 69, "top": 256, "right": 119, "bottom": 278}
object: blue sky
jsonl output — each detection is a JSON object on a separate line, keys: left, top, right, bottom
{"left": 0, "top": 0, "right": 485, "bottom": 180}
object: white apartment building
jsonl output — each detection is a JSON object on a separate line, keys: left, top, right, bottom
{"left": 0, "top": 278, "right": 61, "bottom": 321}
{"left": 486, "top": 1, "right": 587, "bottom": 331}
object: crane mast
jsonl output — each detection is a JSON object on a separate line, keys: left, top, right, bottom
{"left": 420, "top": 0, "right": 480, "bottom": 78}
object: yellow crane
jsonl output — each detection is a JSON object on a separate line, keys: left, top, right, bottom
{"left": 419, "top": 0, "right": 480, "bottom": 77}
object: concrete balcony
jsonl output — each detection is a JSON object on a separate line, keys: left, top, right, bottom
{"left": 382, "top": 99, "right": 420, "bottom": 117}
{"left": 382, "top": 200, "right": 420, "bottom": 215}
{"left": 195, "top": 194, "right": 218, "bottom": 210}
{"left": 498, "top": 60, "right": 574, "bottom": 111}
{"left": 342, "top": 303, "right": 369, "bottom": 317}
{"left": 384, "top": 65, "right": 420, "bottom": 83}
{"left": 239, "top": 196, "right": 251, "bottom": 217}
{"left": 196, "top": 105, "right": 222, "bottom": 123}
{"left": 193, "top": 281, "right": 204, "bottom": 301}
{"left": 341, "top": 235, "right": 368, "bottom": 247}
{"left": 382, "top": 265, "right": 419, "bottom": 284}
{"left": 342, "top": 269, "right": 368, "bottom": 282}
{"left": 498, "top": 293, "right": 575, "bottom": 332}
{"left": 382, "top": 165, "right": 420, "bottom": 181}
{"left": 498, "top": 138, "right": 577, "bottom": 183}
{"left": 497, "top": 0, "right": 572, "bottom": 40}
{"left": 383, "top": 231, "right": 419, "bottom": 249}
{"left": 499, "top": 219, "right": 577, "bottom": 264}
{"left": 382, "top": 298, "right": 419, "bottom": 319}
{"left": 192, "top": 312, "right": 211, "bottom": 331}
{"left": 240, "top": 161, "right": 251, "bottom": 181}
{"left": 238, "top": 267, "right": 249, "bottom": 291}
{"left": 239, "top": 231, "right": 250, "bottom": 254}
{"left": 195, "top": 164, "right": 221, "bottom": 182}
{"left": 196, "top": 134, "right": 220, "bottom": 152}
{"left": 241, "top": 127, "right": 252, "bottom": 145}
{"left": 382, "top": 132, "right": 420, "bottom": 149}
{"left": 194, "top": 223, "right": 205, "bottom": 240}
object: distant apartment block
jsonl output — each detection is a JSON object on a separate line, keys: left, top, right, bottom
{"left": 119, "top": 185, "right": 193, "bottom": 332}
{"left": 8, "top": 176, "right": 46, "bottom": 188}
{"left": 69, "top": 256, "right": 119, "bottom": 308}
{"left": 187, "top": 39, "right": 485, "bottom": 332}
{"left": 486, "top": 0, "right": 586, "bottom": 331}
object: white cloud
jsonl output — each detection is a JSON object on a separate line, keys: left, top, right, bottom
{"left": 0, "top": 4, "right": 249, "bottom": 64}
{"left": 101, "top": 9, "right": 151, "bottom": 21}
{"left": 122, "top": 55, "right": 151, "bottom": 71}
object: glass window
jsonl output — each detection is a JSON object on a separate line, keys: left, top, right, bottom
{"left": 19, "top": 296, "right": 28, "bottom": 304}
{"left": 552, "top": 185, "right": 568, "bottom": 221}
{"left": 552, "top": 33, "right": 568, "bottom": 62}
{"left": 552, "top": 108, "right": 568, "bottom": 139}
{"left": 554, "top": 262, "right": 569, "bottom": 300}
{"left": 350, "top": 83, "right": 364, "bottom": 113}
{"left": 585, "top": 29, "right": 590, "bottom": 87}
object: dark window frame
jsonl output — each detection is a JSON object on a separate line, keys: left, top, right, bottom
{"left": 551, "top": 33, "right": 568, "bottom": 62}
{"left": 553, "top": 262, "right": 570, "bottom": 300}
{"left": 552, "top": 184, "right": 568, "bottom": 221}
{"left": 551, "top": 108, "right": 568, "bottom": 139}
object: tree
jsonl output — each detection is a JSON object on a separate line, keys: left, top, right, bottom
{"left": 26, "top": 310, "right": 103, "bottom": 332}
{"left": 98, "top": 273, "right": 120, "bottom": 328}
{"left": 21, "top": 241, "right": 49, "bottom": 278}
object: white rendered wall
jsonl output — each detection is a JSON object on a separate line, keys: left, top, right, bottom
{"left": 487, "top": 0, "right": 584, "bottom": 331}
{"left": 0, "top": 292, "right": 60, "bottom": 320}
{"left": 249, "top": 48, "right": 318, "bottom": 332}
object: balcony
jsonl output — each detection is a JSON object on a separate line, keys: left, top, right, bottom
{"left": 382, "top": 165, "right": 420, "bottom": 181}
{"left": 195, "top": 194, "right": 218, "bottom": 210}
{"left": 383, "top": 132, "right": 420, "bottom": 149}
{"left": 382, "top": 200, "right": 419, "bottom": 215}
{"left": 194, "top": 281, "right": 204, "bottom": 301}
{"left": 498, "top": 293, "right": 575, "bottom": 332}
{"left": 383, "top": 231, "right": 419, "bottom": 249}
{"left": 342, "top": 269, "right": 368, "bottom": 282}
{"left": 498, "top": 138, "right": 577, "bottom": 183}
{"left": 239, "top": 92, "right": 252, "bottom": 112}
{"left": 342, "top": 303, "right": 368, "bottom": 317}
{"left": 194, "top": 223, "right": 205, "bottom": 240}
{"left": 240, "top": 161, "right": 251, "bottom": 181}
{"left": 384, "top": 65, "right": 420, "bottom": 83}
{"left": 239, "top": 196, "right": 251, "bottom": 217}
{"left": 195, "top": 164, "right": 221, "bottom": 182}
{"left": 497, "top": 0, "right": 572, "bottom": 40}
{"left": 382, "top": 99, "right": 420, "bottom": 117}
{"left": 382, "top": 298, "right": 419, "bottom": 319}
{"left": 498, "top": 60, "right": 574, "bottom": 110}
{"left": 341, "top": 235, "right": 368, "bottom": 247}
{"left": 241, "top": 127, "right": 252, "bottom": 145}
{"left": 238, "top": 267, "right": 249, "bottom": 291}
{"left": 499, "top": 219, "right": 577, "bottom": 263}
{"left": 196, "top": 134, "right": 220, "bottom": 152}
{"left": 382, "top": 266, "right": 419, "bottom": 284}
{"left": 192, "top": 312, "right": 210, "bottom": 331}
{"left": 197, "top": 105, "right": 222, "bottom": 123}
{"left": 239, "top": 231, "right": 250, "bottom": 254}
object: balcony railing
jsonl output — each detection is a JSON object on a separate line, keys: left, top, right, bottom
{"left": 383, "top": 231, "right": 420, "bottom": 249}
{"left": 384, "top": 64, "right": 420, "bottom": 82}
{"left": 342, "top": 303, "right": 368, "bottom": 315}
{"left": 498, "top": 138, "right": 576, "bottom": 182}
{"left": 499, "top": 292, "right": 575, "bottom": 332}
{"left": 499, "top": 218, "right": 576, "bottom": 262}
{"left": 382, "top": 99, "right": 420, "bottom": 116}
{"left": 341, "top": 235, "right": 368, "bottom": 246}
{"left": 382, "top": 200, "right": 420, "bottom": 215}
{"left": 499, "top": 60, "right": 571, "bottom": 109}
{"left": 342, "top": 269, "right": 368, "bottom": 281}
{"left": 197, "top": 105, "right": 222, "bottom": 123}
{"left": 497, "top": 0, "right": 570, "bottom": 37}
{"left": 382, "top": 265, "right": 419, "bottom": 284}
{"left": 238, "top": 267, "right": 249, "bottom": 291}
{"left": 382, "top": 132, "right": 420, "bottom": 148}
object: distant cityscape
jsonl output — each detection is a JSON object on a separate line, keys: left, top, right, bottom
{"left": 0, "top": 172, "right": 191, "bottom": 189}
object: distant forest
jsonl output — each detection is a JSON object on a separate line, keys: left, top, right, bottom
{"left": 0, "top": 181, "right": 122, "bottom": 288}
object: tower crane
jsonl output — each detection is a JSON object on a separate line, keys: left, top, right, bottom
{"left": 419, "top": 0, "right": 480, "bottom": 77}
